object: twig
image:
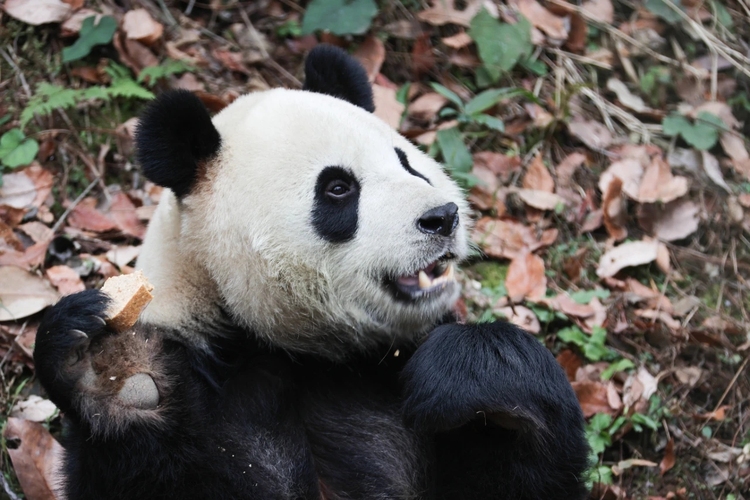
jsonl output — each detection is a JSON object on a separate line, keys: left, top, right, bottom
{"left": 51, "top": 177, "right": 99, "bottom": 234}
{"left": 712, "top": 356, "right": 749, "bottom": 414}
{"left": 0, "top": 47, "right": 31, "bottom": 97}
{"left": 0, "top": 474, "right": 21, "bottom": 500}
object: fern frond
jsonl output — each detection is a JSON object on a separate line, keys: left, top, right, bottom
{"left": 21, "top": 83, "right": 79, "bottom": 127}
{"left": 138, "top": 59, "right": 193, "bottom": 87}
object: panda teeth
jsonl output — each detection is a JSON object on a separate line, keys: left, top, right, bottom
{"left": 418, "top": 270, "right": 432, "bottom": 290}
{"left": 418, "top": 264, "right": 455, "bottom": 290}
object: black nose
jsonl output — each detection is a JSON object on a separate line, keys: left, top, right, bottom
{"left": 417, "top": 202, "right": 459, "bottom": 237}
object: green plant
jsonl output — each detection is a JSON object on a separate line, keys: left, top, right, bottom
{"left": 276, "top": 19, "right": 303, "bottom": 38}
{"left": 468, "top": 9, "right": 533, "bottom": 84}
{"left": 662, "top": 111, "right": 725, "bottom": 150}
{"left": 62, "top": 16, "right": 117, "bottom": 63}
{"left": 0, "top": 128, "right": 39, "bottom": 172}
{"left": 138, "top": 59, "right": 193, "bottom": 87}
{"left": 558, "top": 325, "right": 615, "bottom": 362}
{"left": 301, "top": 0, "right": 377, "bottom": 35}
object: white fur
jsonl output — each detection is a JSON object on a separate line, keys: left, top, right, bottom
{"left": 137, "top": 89, "right": 471, "bottom": 359}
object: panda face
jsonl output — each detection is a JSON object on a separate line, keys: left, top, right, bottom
{"left": 175, "top": 89, "right": 470, "bottom": 356}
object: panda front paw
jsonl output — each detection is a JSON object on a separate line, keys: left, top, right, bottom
{"left": 401, "top": 321, "right": 583, "bottom": 435}
{"left": 35, "top": 289, "right": 162, "bottom": 430}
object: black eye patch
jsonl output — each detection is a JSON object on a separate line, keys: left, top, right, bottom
{"left": 395, "top": 148, "right": 431, "bottom": 185}
{"left": 312, "top": 166, "right": 360, "bottom": 243}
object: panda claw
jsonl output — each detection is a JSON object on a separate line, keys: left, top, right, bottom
{"left": 68, "top": 329, "right": 89, "bottom": 339}
{"left": 90, "top": 315, "right": 107, "bottom": 327}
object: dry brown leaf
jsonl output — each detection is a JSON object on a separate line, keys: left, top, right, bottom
{"left": 60, "top": 8, "right": 101, "bottom": 36}
{"left": 67, "top": 198, "right": 117, "bottom": 233}
{"left": 493, "top": 305, "right": 540, "bottom": 333}
{"left": 602, "top": 176, "right": 627, "bottom": 241}
{"left": 516, "top": 0, "right": 569, "bottom": 43}
{"left": 106, "top": 245, "right": 141, "bottom": 269}
{"left": 412, "top": 33, "right": 436, "bottom": 76}
{"left": 523, "top": 154, "right": 554, "bottom": 192}
{"left": 45, "top": 265, "right": 85, "bottom": 296}
{"left": 674, "top": 366, "right": 703, "bottom": 386}
{"left": 11, "top": 396, "right": 57, "bottom": 423}
{"left": 571, "top": 380, "right": 615, "bottom": 417}
{"left": 637, "top": 157, "right": 688, "bottom": 204}
{"left": 700, "top": 150, "right": 730, "bottom": 192}
{"left": 468, "top": 164, "right": 503, "bottom": 212}
{"left": 442, "top": 31, "right": 473, "bottom": 49}
{"left": 114, "top": 32, "right": 160, "bottom": 74}
{"left": 581, "top": 0, "right": 614, "bottom": 23}
{"left": 640, "top": 199, "right": 699, "bottom": 242}
{"left": 695, "top": 405, "right": 731, "bottom": 422}
{"left": 4, "top": 0, "right": 71, "bottom": 25}
{"left": 655, "top": 242, "right": 670, "bottom": 274}
{"left": 569, "top": 118, "right": 613, "bottom": 151}
{"left": 353, "top": 36, "right": 385, "bottom": 82}
{"left": 109, "top": 192, "right": 146, "bottom": 239}
{"left": 0, "top": 239, "right": 51, "bottom": 269}
{"left": 516, "top": 189, "right": 566, "bottom": 210}
{"left": 172, "top": 73, "right": 205, "bottom": 92}
{"left": 635, "top": 309, "right": 680, "bottom": 329}
{"left": 599, "top": 159, "right": 643, "bottom": 200}
{"left": 556, "top": 349, "right": 582, "bottom": 381}
{"left": 122, "top": 8, "right": 164, "bottom": 46}
{"left": 606, "top": 78, "right": 649, "bottom": 113}
{"left": 0, "top": 172, "right": 37, "bottom": 209}
{"left": 622, "top": 367, "right": 658, "bottom": 408}
{"left": 373, "top": 84, "right": 405, "bottom": 130}
{"left": 472, "top": 152, "right": 521, "bottom": 182}
{"left": 4, "top": 417, "right": 63, "bottom": 500}
{"left": 416, "top": 0, "right": 487, "bottom": 27}
{"left": 555, "top": 152, "right": 586, "bottom": 189}
{"left": 660, "top": 439, "right": 675, "bottom": 476}
{"left": 472, "top": 217, "right": 557, "bottom": 260}
{"left": 505, "top": 252, "right": 546, "bottom": 303}
{"left": 211, "top": 48, "right": 249, "bottom": 74}
{"left": 596, "top": 240, "right": 658, "bottom": 278}
{"left": 541, "top": 294, "right": 595, "bottom": 318}
{"left": 0, "top": 266, "right": 58, "bottom": 321}
{"left": 408, "top": 93, "right": 448, "bottom": 122}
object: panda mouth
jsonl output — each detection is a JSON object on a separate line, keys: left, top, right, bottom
{"left": 387, "top": 253, "right": 457, "bottom": 301}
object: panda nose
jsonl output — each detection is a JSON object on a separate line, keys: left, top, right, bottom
{"left": 417, "top": 202, "right": 459, "bottom": 237}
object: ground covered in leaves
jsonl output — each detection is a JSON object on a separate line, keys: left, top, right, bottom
{"left": 0, "top": 0, "right": 749, "bottom": 498}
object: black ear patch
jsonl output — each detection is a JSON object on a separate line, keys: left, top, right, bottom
{"left": 135, "top": 90, "right": 221, "bottom": 198}
{"left": 303, "top": 45, "right": 375, "bottom": 113}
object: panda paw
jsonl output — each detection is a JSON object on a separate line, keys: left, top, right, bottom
{"left": 35, "top": 289, "right": 162, "bottom": 431}
{"left": 401, "top": 321, "right": 583, "bottom": 435}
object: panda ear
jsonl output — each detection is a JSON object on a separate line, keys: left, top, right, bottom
{"left": 303, "top": 45, "right": 375, "bottom": 113}
{"left": 135, "top": 90, "right": 221, "bottom": 198}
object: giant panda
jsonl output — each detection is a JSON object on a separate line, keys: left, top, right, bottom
{"left": 34, "top": 45, "right": 589, "bottom": 500}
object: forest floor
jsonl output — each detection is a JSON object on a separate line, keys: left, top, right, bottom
{"left": 0, "top": 0, "right": 749, "bottom": 498}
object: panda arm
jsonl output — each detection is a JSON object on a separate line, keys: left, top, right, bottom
{"left": 34, "top": 289, "right": 212, "bottom": 438}
{"left": 401, "top": 321, "right": 590, "bottom": 499}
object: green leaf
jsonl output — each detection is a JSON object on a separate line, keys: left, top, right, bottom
{"left": 301, "top": 0, "right": 378, "bottom": 35}
{"left": 644, "top": 0, "right": 684, "bottom": 24}
{"left": 21, "top": 83, "right": 78, "bottom": 127}
{"left": 62, "top": 16, "right": 117, "bottom": 63}
{"left": 106, "top": 63, "right": 155, "bottom": 100}
{"left": 430, "top": 83, "right": 464, "bottom": 110}
{"left": 436, "top": 127, "right": 473, "bottom": 173}
{"left": 0, "top": 129, "right": 39, "bottom": 169}
{"left": 138, "top": 59, "right": 193, "bottom": 86}
{"left": 713, "top": 0, "right": 733, "bottom": 29}
{"left": 630, "top": 413, "right": 659, "bottom": 432}
{"left": 570, "top": 288, "right": 610, "bottom": 305}
{"left": 465, "top": 89, "right": 510, "bottom": 116}
{"left": 472, "top": 114, "right": 505, "bottom": 132}
{"left": 469, "top": 9, "right": 532, "bottom": 82}
{"left": 662, "top": 114, "right": 689, "bottom": 136}
{"left": 558, "top": 326, "right": 587, "bottom": 347}
{"left": 662, "top": 112, "right": 721, "bottom": 150}
{"left": 600, "top": 359, "right": 635, "bottom": 380}
{"left": 395, "top": 83, "right": 411, "bottom": 106}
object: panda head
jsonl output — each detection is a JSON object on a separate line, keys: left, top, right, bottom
{"left": 135, "top": 45, "right": 471, "bottom": 358}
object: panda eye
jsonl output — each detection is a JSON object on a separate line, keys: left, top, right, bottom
{"left": 325, "top": 179, "right": 353, "bottom": 200}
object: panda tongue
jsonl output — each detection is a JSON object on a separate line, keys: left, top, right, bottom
{"left": 397, "top": 262, "right": 437, "bottom": 287}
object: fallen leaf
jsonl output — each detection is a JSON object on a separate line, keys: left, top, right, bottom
{"left": 0, "top": 171, "right": 37, "bottom": 209}
{"left": 472, "top": 152, "right": 521, "bottom": 181}
{"left": 660, "top": 438, "right": 675, "bottom": 476}
{"left": 639, "top": 199, "right": 699, "bottom": 242}
{"left": 599, "top": 158, "right": 645, "bottom": 199}
{"left": 0, "top": 239, "right": 51, "bottom": 269}
{"left": 572, "top": 380, "right": 615, "bottom": 417}
{"left": 67, "top": 198, "right": 117, "bottom": 233}
{"left": 0, "top": 266, "right": 58, "bottom": 321}
{"left": 622, "top": 367, "right": 658, "bottom": 408}
{"left": 655, "top": 242, "right": 670, "bottom": 274}
{"left": 108, "top": 192, "right": 146, "bottom": 239}
{"left": 569, "top": 118, "right": 613, "bottom": 151}
{"left": 556, "top": 349, "right": 582, "bottom": 381}
{"left": 11, "top": 396, "right": 57, "bottom": 422}
{"left": 516, "top": 189, "right": 566, "bottom": 210}
{"left": 60, "top": 8, "right": 101, "bottom": 37}
{"left": 505, "top": 251, "right": 546, "bottom": 302}
{"left": 612, "top": 459, "right": 658, "bottom": 475}
{"left": 353, "top": 35, "right": 385, "bottom": 82}
{"left": 516, "top": 0, "right": 569, "bottom": 43}
{"left": 114, "top": 32, "right": 160, "bottom": 75}
{"left": 408, "top": 93, "right": 448, "bottom": 122}
{"left": 412, "top": 33, "right": 436, "bottom": 76}
{"left": 45, "top": 265, "right": 85, "bottom": 296}
{"left": 635, "top": 309, "right": 680, "bottom": 329}
{"left": 4, "top": 417, "right": 63, "bottom": 500}
{"left": 122, "top": 8, "right": 164, "bottom": 46}
{"left": 581, "top": 0, "right": 614, "bottom": 23}
{"left": 597, "top": 240, "right": 658, "bottom": 278}
{"left": 700, "top": 150, "right": 730, "bottom": 192}
{"left": 105, "top": 245, "right": 141, "bottom": 269}
{"left": 442, "top": 31, "right": 473, "bottom": 49}
{"left": 472, "top": 217, "right": 557, "bottom": 260}
{"left": 555, "top": 152, "right": 586, "bottom": 189}
{"left": 541, "top": 293, "right": 595, "bottom": 318}
{"left": 637, "top": 157, "right": 688, "bottom": 204}
{"left": 3, "top": 0, "right": 71, "bottom": 25}
{"left": 674, "top": 366, "right": 703, "bottom": 387}
{"left": 417, "top": 0, "right": 487, "bottom": 27}
{"left": 695, "top": 405, "right": 731, "bottom": 422}
{"left": 607, "top": 78, "right": 649, "bottom": 113}
{"left": 523, "top": 154, "right": 555, "bottom": 192}
{"left": 602, "top": 176, "right": 627, "bottom": 241}
{"left": 212, "top": 48, "right": 249, "bottom": 74}
{"left": 493, "top": 305, "right": 540, "bottom": 333}
{"left": 373, "top": 84, "right": 405, "bottom": 130}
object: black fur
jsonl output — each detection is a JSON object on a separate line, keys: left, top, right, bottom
{"left": 312, "top": 166, "right": 360, "bottom": 243}
{"left": 135, "top": 90, "right": 221, "bottom": 197}
{"left": 35, "top": 290, "right": 589, "bottom": 500}
{"left": 395, "top": 147, "right": 431, "bottom": 185}
{"left": 303, "top": 45, "right": 375, "bottom": 112}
